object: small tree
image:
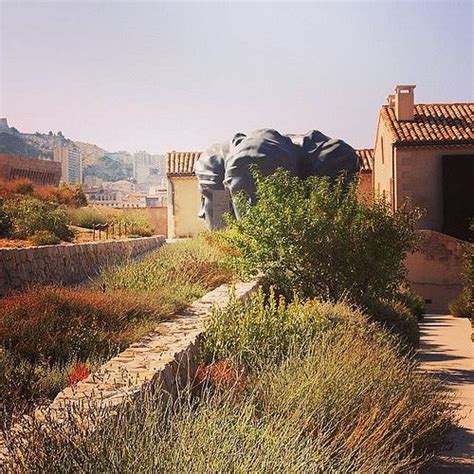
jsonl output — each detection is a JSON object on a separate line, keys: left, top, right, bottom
{"left": 223, "top": 169, "right": 421, "bottom": 305}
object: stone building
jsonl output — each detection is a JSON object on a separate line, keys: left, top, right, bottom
{"left": 53, "top": 145, "right": 82, "bottom": 185}
{"left": 373, "top": 85, "right": 473, "bottom": 240}
{"left": 166, "top": 151, "right": 206, "bottom": 239}
{"left": 0, "top": 153, "right": 61, "bottom": 185}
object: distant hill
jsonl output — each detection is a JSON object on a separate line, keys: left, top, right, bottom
{"left": 83, "top": 155, "right": 133, "bottom": 182}
{"left": 0, "top": 120, "right": 131, "bottom": 183}
{"left": 74, "top": 141, "right": 107, "bottom": 167}
{"left": 0, "top": 128, "right": 71, "bottom": 159}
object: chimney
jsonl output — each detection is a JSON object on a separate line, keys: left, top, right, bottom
{"left": 394, "top": 85, "right": 416, "bottom": 121}
{"left": 386, "top": 94, "right": 395, "bottom": 106}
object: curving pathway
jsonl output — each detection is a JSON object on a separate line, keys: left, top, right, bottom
{"left": 418, "top": 313, "right": 473, "bottom": 472}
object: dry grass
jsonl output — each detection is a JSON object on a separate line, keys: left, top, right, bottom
{"left": 0, "top": 236, "right": 235, "bottom": 427}
{"left": 3, "top": 300, "right": 456, "bottom": 472}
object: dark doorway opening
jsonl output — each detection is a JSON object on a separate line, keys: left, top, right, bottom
{"left": 442, "top": 155, "right": 474, "bottom": 241}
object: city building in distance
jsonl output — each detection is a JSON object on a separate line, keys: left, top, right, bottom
{"left": 53, "top": 144, "right": 82, "bottom": 185}
{"left": 0, "top": 153, "right": 61, "bottom": 186}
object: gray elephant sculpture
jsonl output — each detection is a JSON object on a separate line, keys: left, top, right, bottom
{"left": 194, "top": 128, "right": 360, "bottom": 228}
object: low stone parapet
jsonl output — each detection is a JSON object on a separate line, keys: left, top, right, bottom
{"left": 0, "top": 236, "right": 165, "bottom": 296}
{"left": 406, "top": 230, "right": 472, "bottom": 313}
{"left": 45, "top": 280, "right": 258, "bottom": 417}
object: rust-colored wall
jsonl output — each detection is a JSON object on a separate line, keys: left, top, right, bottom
{"left": 0, "top": 153, "right": 61, "bottom": 185}
{"left": 357, "top": 172, "right": 372, "bottom": 201}
{"left": 145, "top": 207, "right": 168, "bottom": 237}
{"left": 405, "top": 230, "right": 471, "bottom": 313}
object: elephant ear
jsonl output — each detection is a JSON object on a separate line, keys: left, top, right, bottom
{"left": 194, "top": 142, "right": 227, "bottom": 189}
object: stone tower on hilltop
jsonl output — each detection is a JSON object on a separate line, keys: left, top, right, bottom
{"left": 0, "top": 118, "right": 10, "bottom": 132}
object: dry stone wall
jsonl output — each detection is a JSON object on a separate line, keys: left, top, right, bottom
{"left": 0, "top": 236, "right": 165, "bottom": 296}
{"left": 43, "top": 280, "right": 258, "bottom": 418}
{"left": 0, "top": 280, "right": 258, "bottom": 466}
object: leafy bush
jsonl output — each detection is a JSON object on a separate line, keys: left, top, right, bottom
{"left": 0, "top": 178, "right": 34, "bottom": 198}
{"left": 448, "top": 291, "right": 471, "bottom": 318}
{"left": 3, "top": 196, "right": 74, "bottom": 241}
{"left": 29, "top": 230, "right": 61, "bottom": 246}
{"left": 396, "top": 283, "right": 426, "bottom": 320}
{"left": 0, "top": 200, "right": 12, "bottom": 237}
{"left": 223, "top": 169, "right": 421, "bottom": 305}
{"left": 36, "top": 184, "right": 88, "bottom": 208}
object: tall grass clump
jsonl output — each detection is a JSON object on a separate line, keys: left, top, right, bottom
{"left": 5, "top": 307, "right": 455, "bottom": 472}
{"left": 67, "top": 206, "right": 108, "bottom": 229}
{"left": 68, "top": 206, "right": 154, "bottom": 236}
{"left": 0, "top": 286, "right": 175, "bottom": 365}
{"left": 202, "top": 288, "right": 369, "bottom": 371}
{"left": 254, "top": 329, "right": 455, "bottom": 471}
{"left": 97, "top": 235, "right": 234, "bottom": 301}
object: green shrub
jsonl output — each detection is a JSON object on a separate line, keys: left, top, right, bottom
{"left": 223, "top": 169, "right": 421, "bottom": 306}
{"left": 67, "top": 206, "right": 108, "bottom": 229}
{"left": 203, "top": 287, "right": 377, "bottom": 372}
{"left": 0, "top": 201, "right": 12, "bottom": 237}
{"left": 3, "top": 196, "right": 74, "bottom": 241}
{"left": 29, "top": 230, "right": 61, "bottom": 246}
{"left": 448, "top": 291, "right": 471, "bottom": 318}
{"left": 366, "top": 297, "right": 420, "bottom": 348}
{"left": 396, "top": 284, "right": 426, "bottom": 320}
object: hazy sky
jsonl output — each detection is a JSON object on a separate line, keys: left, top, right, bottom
{"left": 1, "top": 0, "right": 472, "bottom": 154}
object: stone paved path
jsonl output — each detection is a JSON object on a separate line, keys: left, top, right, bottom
{"left": 418, "top": 314, "right": 473, "bottom": 472}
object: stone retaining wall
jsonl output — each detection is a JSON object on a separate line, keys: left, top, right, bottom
{"left": 0, "top": 236, "right": 165, "bottom": 296}
{"left": 0, "top": 281, "right": 258, "bottom": 465}
{"left": 45, "top": 280, "right": 258, "bottom": 417}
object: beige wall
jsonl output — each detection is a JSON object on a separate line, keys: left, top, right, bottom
{"left": 168, "top": 176, "right": 207, "bottom": 238}
{"left": 373, "top": 119, "right": 395, "bottom": 207}
{"left": 396, "top": 146, "right": 474, "bottom": 231}
{"left": 405, "top": 230, "right": 470, "bottom": 313}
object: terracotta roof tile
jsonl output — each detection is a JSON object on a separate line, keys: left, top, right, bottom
{"left": 356, "top": 148, "right": 373, "bottom": 173}
{"left": 381, "top": 103, "right": 474, "bottom": 146}
{"left": 166, "top": 151, "right": 202, "bottom": 176}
